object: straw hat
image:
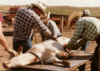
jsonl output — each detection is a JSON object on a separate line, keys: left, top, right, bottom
{"left": 31, "top": 2, "right": 46, "bottom": 16}
{"left": 67, "top": 10, "right": 91, "bottom": 29}
{"left": 67, "top": 12, "right": 83, "bottom": 29}
{"left": 40, "top": 12, "right": 50, "bottom": 22}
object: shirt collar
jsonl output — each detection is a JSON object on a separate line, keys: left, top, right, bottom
{"left": 27, "top": 6, "right": 34, "bottom": 11}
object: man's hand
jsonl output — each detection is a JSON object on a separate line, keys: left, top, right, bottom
{"left": 63, "top": 44, "right": 67, "bottom": 49}
{"left": 63, "top": 44, "right": 70, "bottom": 53}
{"left": 5, "top": 48, "right": 17, "bottom": 56}
{"left": 63, "top": 44, "right": 74, "bottom": 53}
{"left": 53, "top": 37, "right": 58, "bottom": 40}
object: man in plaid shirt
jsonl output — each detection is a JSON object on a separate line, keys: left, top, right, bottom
{"left": 64, "top": 17, "right": 100, "bottom": 71}
{"left": 13, "top": 2, "right": 55, "bottom": 53}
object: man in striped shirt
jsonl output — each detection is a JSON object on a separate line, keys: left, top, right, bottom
{"left": 13, "top": 2, "right": 55, "bottom": 53}
{"left": 64, "top": 17, "right": 100, "bottom": 71}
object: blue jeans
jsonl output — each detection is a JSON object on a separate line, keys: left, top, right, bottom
{"left": 81, "top": 41, "right": 90, "bottom": 51}
{"left": 13, "top": 38, "right": 32, "bottom": 53}
{"left": 57, "top": 34, "right": 62, "bottom": 37}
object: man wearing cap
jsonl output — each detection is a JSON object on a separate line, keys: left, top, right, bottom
{"left": 0, "top": 12, "right": 17, "bottom": 56}
{"left": 13, "top": 2, "right": 55, "bottom": 53}
{"left": 68, "top": 10, "right": 91, "bottom": 51}
{"left": 40, "top": 12, "right": 62, "bottom": 41}
{"left": 64, "top": 10, "right": 100, "bottom": 71}
{"left": 80, "top": 10, "right": 91, "bottom": 51}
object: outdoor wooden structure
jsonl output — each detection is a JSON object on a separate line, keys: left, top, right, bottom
{"left": 60, "top": 16, "right": 64, "bottom": 33}
{"left": 50, "top": 14, "right": 68, "bottom": 32}
{"left": 10, "top": 6, "right": 21, "bottom": 14}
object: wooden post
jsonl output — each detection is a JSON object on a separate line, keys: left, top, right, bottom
{"left": 60, "top": 16, "right": 63, "bottom": 33}
{"left": 98, "top": 46, "right": 100, "bottom": 71}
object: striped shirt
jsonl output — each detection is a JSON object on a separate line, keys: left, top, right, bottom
{"left": 67, "top": 17, "right": 100, "bottom": 48}
{"left": 13, "top": 7, "right": 52, "bottom": 42}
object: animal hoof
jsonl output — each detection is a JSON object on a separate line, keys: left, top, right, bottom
{"left": 56, "top": 51, "right": 69, "bottom": 60}
{"left": 3, "top": 62, "right": 9, "bottom": 69}
{"left": 62, "top": 60, "right": 70, "bottom": 67}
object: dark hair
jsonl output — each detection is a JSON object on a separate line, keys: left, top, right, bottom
{"left": 82, "top": 11, "right": 85, "bottom": 16}
{"left": 32, "top": 6, "right": 42, "bottom": 12}
{"left": 32, "top": 6, "right": 38, "bottom": 9}
{"left": 32, "top": 6, "right": 43, "bottom": 14}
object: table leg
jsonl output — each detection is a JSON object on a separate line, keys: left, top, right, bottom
{"left": 98, "top": 46, "right": 100, "bottom": 71}
{"left": 78, "top": 63, "right": 86, "bottom": 71}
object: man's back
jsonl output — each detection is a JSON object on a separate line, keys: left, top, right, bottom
{"left": 13, "top": 7, "right": 47, "bottom": 42}
{"left": 47, "top": 20, "right": 61, "bottom": 37}
{"left": 76, "top": 17, "right": 100, "bottom": 40}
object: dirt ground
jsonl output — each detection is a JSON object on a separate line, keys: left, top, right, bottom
{"left": 0, "top": 26, "right": 97, "bottom": 71}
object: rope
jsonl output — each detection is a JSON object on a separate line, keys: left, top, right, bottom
{"left": 29, "top": 52, "right": 44, "bottom": 65}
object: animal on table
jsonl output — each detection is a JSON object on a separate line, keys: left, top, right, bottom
{"left": 3, "top": 37, "right": 71, "bottom": 69}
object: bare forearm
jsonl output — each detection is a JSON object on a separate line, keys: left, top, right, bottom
{"left": 0, "top": 23, "right": 9, "bottom": 49}
{"left": 0, "top": 33, "right": 9, "bottom": 49}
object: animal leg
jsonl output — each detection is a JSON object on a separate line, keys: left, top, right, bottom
{"left": 44, "top": 57, "right": 70, "bottom": 67}
{"left": 61, "top": 60, "right": 70, "bottom": 67}
{"left": 3, "top": 53, "right": 40, "bottom": 69}
{"left": 55, "top": 51, "right": 69, "bottom": 60}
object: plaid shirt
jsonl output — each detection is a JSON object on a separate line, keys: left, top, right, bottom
{"left": 13, "top": 7, "right": 51, "bottom": 42}
{"left": 67, "top": 17, "right": 100, "bottom": 48}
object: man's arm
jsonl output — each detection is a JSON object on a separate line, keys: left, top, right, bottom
{"left": 0, "top": 23, "right": 17, "bottom": 56}
{"left": 66, "top": 20, "right": 85, "bottom": 48}
{"left": 0, "top": 22, "right": 9, "bottom": 50}
{"left": 31, "top": 13, "right": 55, "bottom": 40}
{"left": 74, "top": 38, "right": 88, "bottom": 49}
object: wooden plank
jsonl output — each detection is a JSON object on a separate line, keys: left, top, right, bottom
{"left": 50, "top": 13, "right": 68, "bottom": 19}
{"left": 60, "top": 16, "right": 63, "bottom": 33}
{"left": 11, "top": 54, "right": 93, "bottom": 71}
{"left": 3, "top": 28, "right": 14, "bottom": 36}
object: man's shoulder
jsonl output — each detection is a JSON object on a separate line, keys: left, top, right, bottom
{"left": 17, "top": 6, "right": 35, "bottom": 14}
{"left": 48, "top": 20, "right": 58, "bottom": 27}
{"left": 18, "top": 6, "right": 33, "bottom": 11}
{"left": 18, "top": 7, "right": 26, "bottom": 10}
{"left": 80, "top": 17, "right": 98, "bottom": 20}
{"left": 49, "top": 20, "right": 56, "bottom": 24}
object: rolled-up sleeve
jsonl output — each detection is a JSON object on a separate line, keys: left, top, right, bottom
{"left": 74, "top": 38, "right": 88, "bottom": 48}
